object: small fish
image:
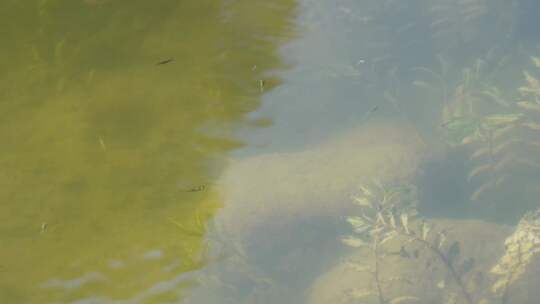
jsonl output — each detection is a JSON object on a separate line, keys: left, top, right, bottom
{"left": 183, "top": 185, "right": 206, "bottom": 192}
{"left": 360, "top": 105, "right": 379, "bottom": 123}
{"left": 156, "top": 58, "right": 174, "bottom": 65}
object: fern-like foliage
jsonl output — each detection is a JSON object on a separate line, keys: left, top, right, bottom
{"left": 430, "top": 56, "right": 540, "bottom": 204}
{"left": 429, "top": 0, "right": 489, "bottom": 43}
{"left": 342, "top": 181, "right": 478, "bottom": 304}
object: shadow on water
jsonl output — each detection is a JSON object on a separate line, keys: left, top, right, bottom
{"left": 0, "top": 1, "right": 297, "bottom": 303}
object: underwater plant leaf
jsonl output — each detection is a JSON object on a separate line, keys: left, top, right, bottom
{"left": 435, "top": 231, "right": 447, "bottom": 249}
{"left": 470, "top": 147, "right": 490, "bottom": 160}
{"left": 523, "top": 71, "right": 540, "bottom": 90}
{"left": 361, "top": 213, "right": 375, "bottom": 224}
{"left": 421, "top": 221, "right": 430, "bottom": 241}
{"left": 400, "top": 213, "right": 409, "bottom": 234}
{"left": 341, "top": 236, "right": 368, "bottom": 248}
{"left": 441, "top": 116, "right": 482, "bottom": 145}
{"left": 347, "top": 216, "right": 367, "bottom": 229}
{"left": 370, "top": 226, "right": 385, "bottom": 237}
{"left": 389, "top": 212, "right": 397, "bottom": 228}
{"left": 514, "top": 157, "right": 540, "bottom": 169}
{"left": 358, "top": 184, "right": 375, "bottom": 198}
{"left": 412, "top": 80, "right": 435, "bottom": 89}
{"left": 442, "top": 116, "right": 478, "bottom": 131}
{"left": 482, "top": 114, "right": 523, "bottom": 128}
{"left": 518, "top": 85, "right": 539, "bottom": 95}
{"left": 390, "top": 296, "right": 420, "bottom": 304}
{"left": 492, "top": 124, "right": 516, "bottom": 140}
{"left": 517, "top": 101, "right": 540, "bottom": 113}
{"left": 470, "top": 180, "right": 495, "bottom": 201}
{"left": 467, "top": 163, "right": 492, "bottom": 181}
{"left": 532, "top": 56, "right": 540, "bottom": 68}
{"left": 495, "top": 175, "right": 506, "bottom": 186}
{"left": 491, "top": 278, "right": 508, "bottom": 293}
{"left": 493, "top": 139, "right": 519, "bottom": 155}
{"left": 481, "top": 88, "right": 510, "bottom": 107}
{"left": 461, "top": 134, "right": 479, "bottom": 145}
{"left": 353, "top": 225, "right": 371, "bottom": 234}
{"left": 377, "top": 212, "right": 387, "bottom": 226}
{"left": 345, "top": 262, "right": 372, "bottom": 273}
{"left": 348, "top": 288, "right": 374, "bottom": 299}
{"left": 352, "top": 195, "right": 372, "bottom": 208}
{"left": 492, "top": 154, "right": 513, "bottom": 172}
{"left": 522, "top": 122, "right": 540, "bottom": 131}
{"left": 380, "top": 231, "right": 398, "bottom": 245}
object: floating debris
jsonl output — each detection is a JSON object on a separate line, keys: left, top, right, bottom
{"left": 40, "top": 222, "right": 48, "bottom": 234}
{"left": 99, "top": 137, "right": 106, "bottom": 151}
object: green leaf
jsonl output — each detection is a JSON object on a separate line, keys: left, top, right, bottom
{"left": 421, "top": 222, "right": 430, "bottom": 241}
{"left": 517, "top": 101, "right": 540, "bottom": 113}
{"left": 467, "top": 163, "right": 492, "bottom": 181}
{"left": 345, "top": 262, "right": 372, "bottom": 273}
{"left": 347, "top": 216, "right": 367, "bottom": 229}
{"left": 348, "top": 289, "right": 374, "bottom": 299}
{"left": 400, "top": 214, "right": 409, "bottom": 234}
{"left": 352, "top": 195, "right": 372, "bottom": 208}
{"left": 341, "top": 236, "right": 368, "bottom": 248}
{"left": 390, "top": 296, "right": 420, "bottom": 304}
{"left": 482, "top": 113, "right": 523, "bottom": 128}
{"left": 380, "top": 231, "right": 397, "bottom": 245}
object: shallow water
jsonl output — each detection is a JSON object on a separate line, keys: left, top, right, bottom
{"left": 3, "top": 1, "right": 540, "bottom": 303}
{"left": 0, "top": 1, "right": 295, "bottom": 303}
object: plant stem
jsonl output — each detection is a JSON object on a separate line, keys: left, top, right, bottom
{"left": 385, "top": 223, "right": 474, "bottom": 304}
{"left": 373, "top": 240, "right": 386, "bottom": 304}
{"left": 422, "top": 240, "right": 474, "bottom": 304}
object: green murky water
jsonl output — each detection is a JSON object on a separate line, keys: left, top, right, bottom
{"left": 3, "top": 1, "right": 540, "bottom": 304}
{"left": 0, "top": 1, "right": 296, "bottom": 303}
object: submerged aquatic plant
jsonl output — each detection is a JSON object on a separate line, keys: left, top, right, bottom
{"left": 342, "top": 181, "right": 540, "bottom": 304}
{"left": 491, "top": 209, "right": 540, "bottom": 304}
{"left": 342, "top": 181, "right": 478, "bottom": 304}
{"left": 440, "top": 56, "right": 540, "bottom": 202}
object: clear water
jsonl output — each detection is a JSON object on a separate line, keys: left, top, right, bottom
{"left": 2, "top": 1, "right": 540, "bottom": 303}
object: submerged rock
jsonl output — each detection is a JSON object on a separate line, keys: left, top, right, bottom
{"left": 308, "top": 219, "right": 518, "bottom": 304}
{"left": 214, "top": 121, "right": 426, "bottom": 241}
